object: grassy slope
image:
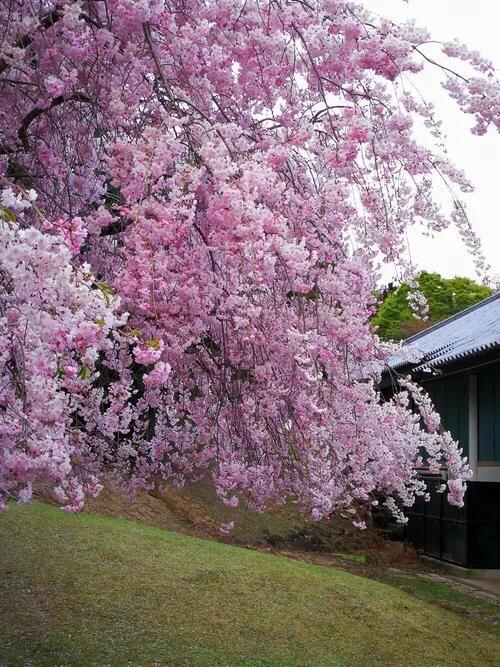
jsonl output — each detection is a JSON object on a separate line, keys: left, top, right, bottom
{"left": 82, "top": 480, "right": 301, "bottom": 545}
{"left": 80, "top": 479, "right": 381, "bottom": 555}
{"left": 1, "top": 503, "right": 499, "bottom": 666}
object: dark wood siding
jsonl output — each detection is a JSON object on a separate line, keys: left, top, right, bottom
{"left": 422, "top": 375, "right": 469, "bottom": 458}
{"left": 477, "top": 367, "right": 500, "bottom": 461}
{"left": 406, "top": 480, "right": 500, "bottom": 568}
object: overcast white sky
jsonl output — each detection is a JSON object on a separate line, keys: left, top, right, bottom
{"left": 367, "top": 0, "right": 500, "bottom": 283}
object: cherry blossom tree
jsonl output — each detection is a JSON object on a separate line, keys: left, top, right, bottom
{"left": 1, "top": 0, "right": 498, "bottom": 521}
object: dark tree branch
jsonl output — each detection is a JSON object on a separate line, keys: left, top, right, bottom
{"left": 18, "top": 92, "right": 91, "bottom": 149}
{"left": 0, "top": 5, "right": 104, "bottom": 76}
{"left": 0, "top": 6, "right": 63, "bottom": 75}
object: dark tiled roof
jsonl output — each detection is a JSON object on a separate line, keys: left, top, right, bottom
{"left": 390, "top": 292, "right": 500, "bottom": 371}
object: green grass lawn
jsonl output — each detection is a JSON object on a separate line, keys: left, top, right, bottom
{"left": 1, "top": 503, "right": 499, "bottom": 666}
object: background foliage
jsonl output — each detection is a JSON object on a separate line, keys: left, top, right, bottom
{"left": 374, "top": 272, "right": 492, "bottom": 341}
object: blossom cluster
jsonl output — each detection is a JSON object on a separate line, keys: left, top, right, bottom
{"left": 0, "top": 197, "right": 124, "bottom": 509}
{"left": 1, "top": 0, "right": 497, "bottom": 521}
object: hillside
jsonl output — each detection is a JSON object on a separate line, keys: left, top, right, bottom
{"left": 76, "top": 479, "right": 383, "bottom": 555}
{"left": 1, "top": 502, "right": 499, "bottom": 666}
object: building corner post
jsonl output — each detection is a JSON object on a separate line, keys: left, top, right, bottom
{"left": 468, "top": 374, "right": 478, "bottom": 479}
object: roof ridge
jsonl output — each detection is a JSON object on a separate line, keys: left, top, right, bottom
{"left": 403, "top": 291, "right": 500, "bottom": 346}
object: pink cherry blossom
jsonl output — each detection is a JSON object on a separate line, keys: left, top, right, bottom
{"left": 1, "top": 0, "right": 497, "bottom": 523}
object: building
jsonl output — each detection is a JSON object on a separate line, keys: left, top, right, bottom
{"left": 383, "top": 292, "right": 500, "bottom": 569}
